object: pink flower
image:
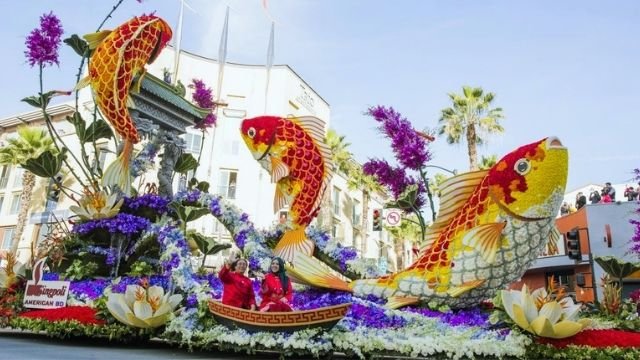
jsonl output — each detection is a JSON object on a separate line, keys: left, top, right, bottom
{"left": 24, "top": 12, "right": 63, "bottom": 67}
{"left": 189, "top": 79, "right": 217, "bottom": 129}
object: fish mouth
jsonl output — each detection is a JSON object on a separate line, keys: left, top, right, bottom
{"left": 546, "top": 137, "right": 564, "bottom": 149}
{"left": 489, "top": 191, "right": 547, "bottom": 222}
{"left": 257, "top": 132, "right": 277, "bottom": 161}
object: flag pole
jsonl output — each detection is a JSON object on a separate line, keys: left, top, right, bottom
{"left": 172, "top": 0, "right": 185, "bottom": 85}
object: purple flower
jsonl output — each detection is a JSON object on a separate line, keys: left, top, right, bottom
{"left": 405, "top": 306, "right": 489, "bottom": 327}
{"left": 630, "top": 168, "right": 640, "bottom": 257}
{"left": 70, "top": 279, "right": 108, "bottom": 300}
{"left": 111, "top": 275, "right": 171, "bottom": 293}
{"left": 122, "top": 194, "right": 170, "bottom": 215}
{"left": 25, "top": 12, "right": 63, "bottom": 67}
{"left": 190, "top": 79, "right": 217, "bottom": 129}
{"left": 72, "top": 213, "right": 151, "bottom": 236}
{"left": 366, "top": 106, "right": 431, "bottom": 170}
{"left": 186, "top": 293, "right": 198, "bottom": 308}
{"left": 363, "top": 159, "right": 425, "bottom": 211}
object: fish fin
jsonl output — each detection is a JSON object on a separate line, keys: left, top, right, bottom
{"left": 421, "top": 170, "right": 489, "bottom": 251}
{"left": 133, "top": 70, "right": 146, "bottom": 93}
{"left": 270, "top": 156, "right": 289, "bottom": 183}
{"left": 275, "top": 227, "right": 315, "bottom": 263}
{"left": 286, "top": 251, "right": 352, "bottom": 292}
{"left": 291, "top": 116, "right": 333, "bottom": 219}
{"left": 461, "top": 222, "right": 506, "bottom": 264}
{"left": 126, "top": 95, "right": 136, "bottom": 109}
{"left": 546, "top": 226, "right": 561, "bottom": 255}
{"left": 102, "top": 139, "right": 133, "bottom": 196}
{"left": 447, "top": 279, "right": 485, "bottom": 297}
{"left": 385, "top": 296, "right": 420, "bottom": 310}
{"left": 83, "top": 30, "right": 112, "bottom": 50}
{"left": 74, "top": 76, "right": 91, "bottom": 91}
{"left": 273, "top": 184, "right": 288, "bottom": 213}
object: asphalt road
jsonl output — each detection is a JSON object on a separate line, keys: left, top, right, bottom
{"left": 0, "top": 332, "right": 285, "bottom": 360}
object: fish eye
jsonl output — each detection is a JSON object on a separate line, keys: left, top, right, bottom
{"left": 514, "top": 159, "right": 531, "bottom": 175}
{"left": 247, "top": 127, "right": 256, "bottom": 138}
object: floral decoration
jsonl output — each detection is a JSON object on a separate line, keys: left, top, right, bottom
{"left": 24, "top": 12, "right": 63, "bottom": 67}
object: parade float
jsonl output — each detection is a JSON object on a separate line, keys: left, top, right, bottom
{"left": 1, "top": 3, "right": 640, "bottom": 359}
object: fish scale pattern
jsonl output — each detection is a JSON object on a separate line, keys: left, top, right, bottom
{"left": 88, "top": 15, "right": 167, "bottom": 143}
{"left": 276, "top": 118, "right": 326, "bottom": 226}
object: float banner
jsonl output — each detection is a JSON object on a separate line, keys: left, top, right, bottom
{"left": 23, "top": 258, "right": 69, "bottom": 309}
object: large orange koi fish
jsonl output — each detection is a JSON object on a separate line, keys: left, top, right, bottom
{"left": 289, "top": 137, "right": 568, "bottom": 309}
{"left": 77, "top": 15, "right": 173, "bottom": 194}
{"left": 240, "top": 116, "right": 333, "bottom": 262}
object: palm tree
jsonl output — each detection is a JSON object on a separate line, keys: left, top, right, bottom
{"left": 479, "top": 154, "right": 498, "bottom": 170}
{"left": 325, "top": 129, "right": 353, "bottom": 175}
{"left": 438, "top": 86, "right": 505, "bottom": 170}
{"left": 0, "top": 126, "right": 55, "bottom": 256}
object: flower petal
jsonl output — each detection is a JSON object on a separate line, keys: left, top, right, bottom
{"left": 133, "top": 300, "right": 153, "bottom": 320}
{"left": 521, "top": 291, "right": 539, "bottom": 323}
{"left": 125, "top": 285, "right": 143, "bottom": 307}
{"left": 530, "top": 316, "right": 556, "bottom": 338}
{"left": 501, "top": 290, "right": 517, "bottom": 320}
{"left": 107, "top": 295, "right": 133, "bottom": 326}
{"left": 125, "top": 312, "right": 152, "bottom": 328}
{"left": 538, "top": 301, "right": 562, "bottom": 324}
{"left": 167, "top": 294, "right": 183, "bottom": 309}
{"left": 147, "top": 286, "right": 165, "bottom": 300}
{"left": 143, "top": 313, "right": 169, "bottom": 328}
{"left": 551, "top": 320, "right": 584, "bottom": 339}
{"left": 511, "top": 303, "right": 533, "bottom": 333}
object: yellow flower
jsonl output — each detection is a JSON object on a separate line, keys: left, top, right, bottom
{"left": 106, "top": 285, "right": 182, "bottom": 328}
{"left": 501, "top": 284, "right": 590, "bottom": 339}
{"left": 70, "top": 189, "right": 123, "bottom": 220}
{"left": 0, "top": 253, "right": 25, "bottom": 289}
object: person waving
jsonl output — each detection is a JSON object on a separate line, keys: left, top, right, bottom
{"left": 219, "top": 251, "right": 257, "bottom": 310}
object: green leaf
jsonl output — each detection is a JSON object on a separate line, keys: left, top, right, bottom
{"left": 386, "top": 184, "right": 419, "bottom": 211}
{"left": 67, "top": 112, "right": 86, "bottom": 143}
{"left": 21, "top": 96, "right": 42, "bottom": 108}
{"left": 63, "top": 34, "right": 88, "bottom": 57}
{"left": 184, "top": 206, "right": 210, "bottom": 223}
{"left": 595, "top": 256, "right": 640, "bottom": 279}
{"left": 196, "top": 181, "right": 210, "bottom": 193}
{"left": 187, "top": 231, "right": 231, "bottom": 255}
{"left": 22, "top": 149, "right": 66, "bottom": 178}
{"left": 174, "top": 153, "right": 198, "bottom": 174}
{"left": 83, "top": 119, "right": 114, "bottom": 143}
{"left": 39, "top": 91, "right": 60, "bottom": 109}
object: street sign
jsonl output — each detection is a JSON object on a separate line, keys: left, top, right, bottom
{"left": 384, "top": 208, "right": 402, "bottom": 227}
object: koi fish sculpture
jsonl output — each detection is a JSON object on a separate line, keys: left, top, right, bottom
{"left": 240, "top": 116, "right": 333, "bottom": 262}
{"left": 289, "top": 137, "right": 568, "bottom": 309}
{"left": 77, "top": 15, "right": 173, "bottom": 194}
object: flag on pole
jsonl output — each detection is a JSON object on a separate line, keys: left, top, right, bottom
{"left": 172, "top": 0, "right": 185, "bottom": 85}
{"left": 216, "top": 6, "right": 229, "bottom": 102}
{"left": 264, "top": 21, "right": 275, "bottom": 112}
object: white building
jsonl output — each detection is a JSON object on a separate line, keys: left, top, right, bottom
{"left": 0, "top": 48, "right": 404, "bottom": 272}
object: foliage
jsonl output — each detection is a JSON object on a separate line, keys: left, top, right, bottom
{"left": 526, "top": 343, "right": 640, "bottom": 360}
{"left": 125, "top": 261, "right": 156, "bottom": 277}
{"left": 63, "top": 259, "right": 99, "bottom": 281}
{"left": 438, "top": 85, "right": 505, "bottom": 171}
{"left": 9, "top": 316, "right": 151, "bottom": 342}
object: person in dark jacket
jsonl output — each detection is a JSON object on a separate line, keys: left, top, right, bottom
{"left": 575, "top": 192, "right": 587, "bottom": 210}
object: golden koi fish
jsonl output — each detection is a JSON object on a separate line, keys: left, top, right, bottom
{"left": 240, "top": 116, "right": 333, "bottom": 262}
{"left": 289, "top": 137, "right": 568, "bottom": 309}
{"left": 77, "top": 15, "right": 172, "bottom": 194}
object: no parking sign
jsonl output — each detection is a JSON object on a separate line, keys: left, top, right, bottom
{"left": 384, "top": 208, "right": 402, "bottom": 227}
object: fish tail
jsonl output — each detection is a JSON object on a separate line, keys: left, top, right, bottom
{"left": 274, "top": 226, "right": 315, "bottom": 263}
{"left": 287, "top": 251, "right": 352, "bottom": 292}
{"left": 102, "top": 139, "right": 133, "bottom": 195}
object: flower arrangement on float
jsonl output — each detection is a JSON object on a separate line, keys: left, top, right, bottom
{"left": 1, "top": 2, "right": 640, "bottom": 360}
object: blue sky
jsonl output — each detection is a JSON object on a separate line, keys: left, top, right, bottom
{"left": 1, "top": 0, "right": 638, "bottom": 191}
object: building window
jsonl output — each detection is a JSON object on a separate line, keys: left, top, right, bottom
{"left": 184, "top": 133, "right": 203, "bottom": 154}
{"left": 0, "top": 194, "right": 4, "bottom": 214}
{"left": 333, "top": 186, "right": 340, "bottom": 214}
{"left": 1, "top": 226, "right": 15, "bottom": 249}
{"left": 332, "top": 221, "right": 341, "bottom": 239}
{"left": 9, "top": 193, "right": 21, "bottom": 215}
{"left": 12, "top": 167, "right": 24, "bottom": 188}
{"left": 352, "top": 199, "right": 361, "bottom": 226}
{"left": 0, "top": 165, "right": 10, "bottom": 189}
{"left": 218, "top": 169, "right": 237, "bottom": 199}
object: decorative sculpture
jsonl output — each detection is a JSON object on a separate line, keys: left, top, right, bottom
{"left": 289, "top": 137, "right": 568, "bottom": 309}
{"left": 240, "top": 115, "right": 333, "bottom": 262}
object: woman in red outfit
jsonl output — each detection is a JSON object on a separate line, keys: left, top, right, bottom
{"left": 219, "top": 255, "right": 257, "bottom": 310}
{"left": 259, "top": 257, "right": 293, "bottom": 312}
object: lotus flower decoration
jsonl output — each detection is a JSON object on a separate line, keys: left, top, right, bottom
{"left": 106, "top": 284, "right": 182, "bottom": 328}
{"left": 70, "top": 189, "right": 123, "bottom": 220}
{"left": 0, "top": 253, "right": 25, "bottom": 289}
{"left": 500, "top": 281, "right": 590, "bottom": 339}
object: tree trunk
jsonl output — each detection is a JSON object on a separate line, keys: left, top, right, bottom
{"left": 11, "top": 171, "right": 36, "bottom": 257}
{"left": 466, "top": 122, "right": 478, "bottom": 170}
{"left": 361, "top": 190, "right": 369, "bottom": 255}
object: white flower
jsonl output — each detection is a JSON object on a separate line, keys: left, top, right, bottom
{"left": 70, "top": 189, "right": 123, "bottom": 220}
{"left": 0, "top": 255, "right": 25, "bottom": 289}
{"left": 107, "top": 285, "right": 182, "bottom": 328}
{"left": 501, "top": 284, "right": 589, "bottom": 339}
